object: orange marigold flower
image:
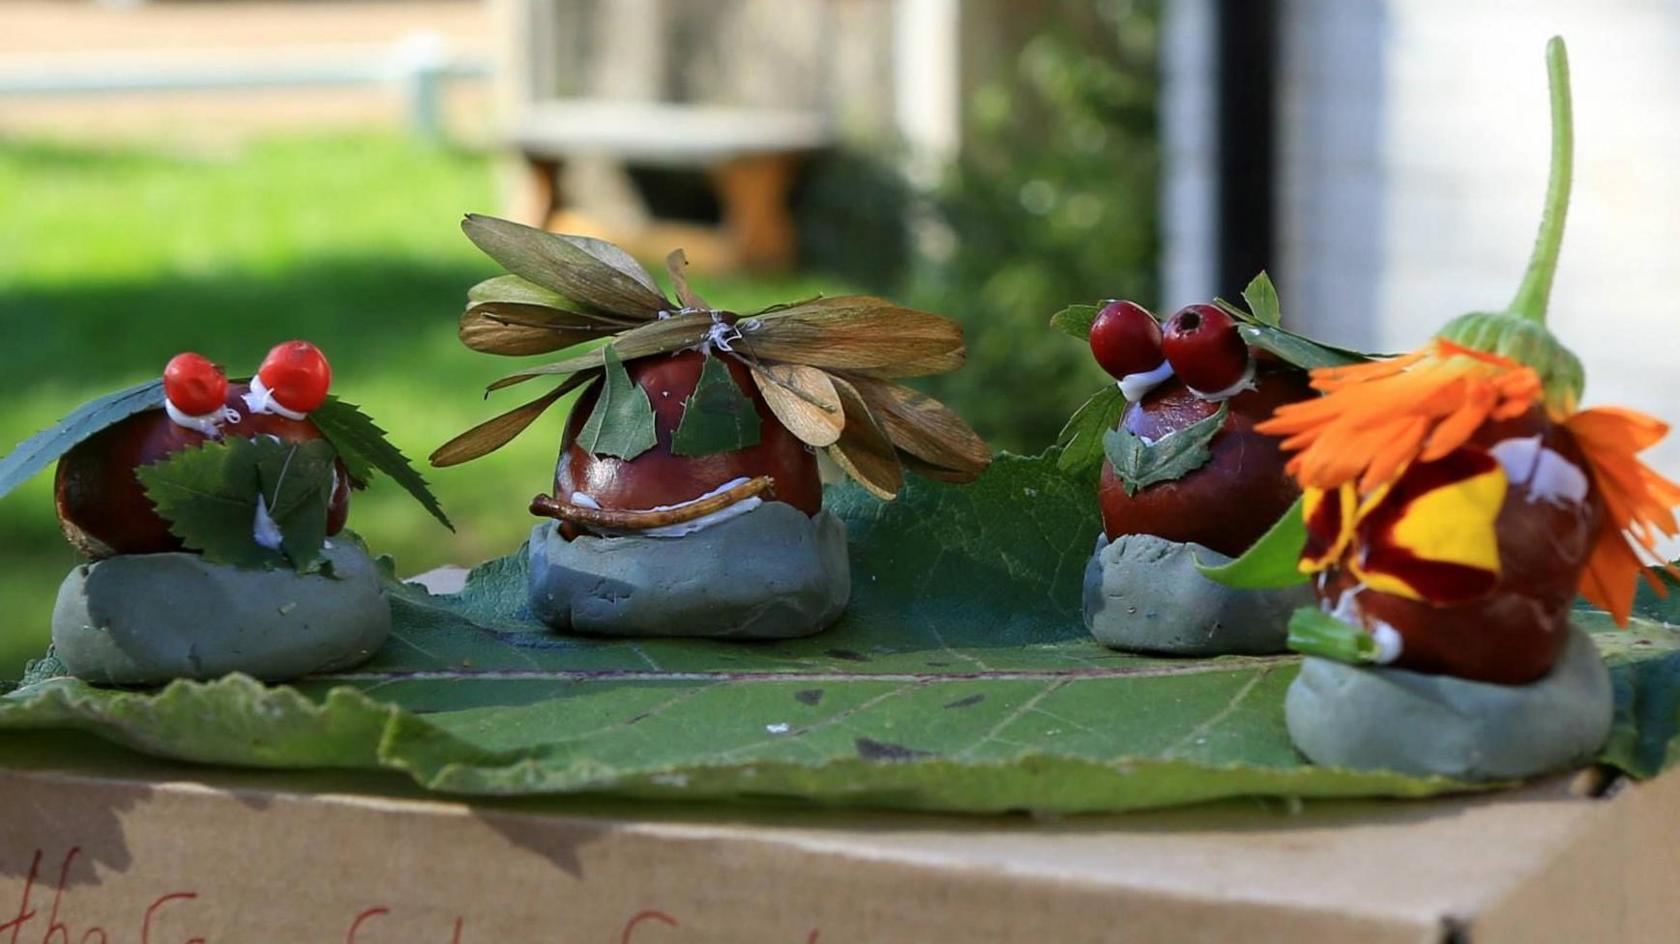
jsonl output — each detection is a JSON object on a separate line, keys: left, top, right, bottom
{"left": 1564, "top": 407, "right": 1680, "bottom": 624}
{"left": 1256, "top": 339, "right": 1541, "bottom": 492}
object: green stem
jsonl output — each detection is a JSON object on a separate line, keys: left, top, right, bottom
{"left": 1286, "top": 608, "right": 1379, "bottom": 665}
{"left": 1508, "top": 36, "right": 1573, "bottom": 324}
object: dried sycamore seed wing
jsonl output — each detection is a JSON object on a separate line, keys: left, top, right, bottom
{"left": 459, "top": 304, "right": 621, "bottom": 356}
{"left": 845, "top": 344, "right": 968, "bottom": 379}
{"left": 466, "top": 274, "right": 639, "bottom": 325}
{"left": 462, "top": 215, "right": 671, "bottom": 320}
{"left": 896, "top": 449, "right": 977, "bottom": 484}
{"left": 738, "top": 296, "right": 965, "bottom": 374}
{"left": 666, "top": 248, "right": 711, "bottom": 311}
{"left": 826, "top": 375, "right": 905, "bottom": 500}
{"left": 430, "top": 371, "right": 599, "bottom": 467}
{"left": 842, "top": 374, "right": 991, "bottom": 477}
{"left": 487, "top": 311, "right": 716, "bottom": 391}
{"left": 750, "top": 363, "right": 843, "bottom": 448}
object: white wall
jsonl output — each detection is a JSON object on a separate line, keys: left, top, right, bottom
{"left": 1276, "top": 0, "right": 1680, "bottom": 476}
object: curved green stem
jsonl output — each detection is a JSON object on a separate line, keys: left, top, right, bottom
{"left": 1508, "top": 36, "right": 1573, "bottom": 324}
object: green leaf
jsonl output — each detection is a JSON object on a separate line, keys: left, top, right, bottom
{"left": 136, "top": 436, "right": 337, "bottom": 572}
{"left": 575, "top": 346, "right": 657, "bottom": 460}
{"left": 670, "top": 353, "right": 762, "bottom": 457}
{"left": 1238, "top": 324, "right": 1369, "bottom": 370}
{"left": 1286, "top": 607, "right": 1379, "bottom": 664}
{"left": 7, "top": 453, "right": 1680, "bottom": 812}
{"left": 1049, "top": 303, "right": 1103, "bottom": 341}
{"left": 1197, "top": 497, "right": 1310, "bottom": 589}
{"left": 1054, "top": 385, "right": 1129, "bottom": 478}
{"left": 0, "top": 380, "right": 164, "bottom": 503}
{"left": 1242, "top": 271, "right": 1281, "bottom": 327}
{"left": 310, "top": 396, "right": 453, "bottom": 531}
{"left": 1103, "top": 402, "right": 1228, "bottom": 495}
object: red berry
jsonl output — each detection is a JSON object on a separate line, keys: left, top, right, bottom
{"left": 1087, "top": 300, "right": 1165, "bottom": 380}
{"left": 162, "top": 352, "right": 228, "bottom": 416}
{"left": 257, "top": 341, "right": 332, "bottom": 414}
{"left": 1162, "top": 304, "right": 1250, "bottom": 393}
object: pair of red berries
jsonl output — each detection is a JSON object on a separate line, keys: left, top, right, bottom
{"left": 163, "top": 341, "right": 333, "bottom": 419}
{"left": 1088, "top": 301, "right": 1250, "bottom": 395}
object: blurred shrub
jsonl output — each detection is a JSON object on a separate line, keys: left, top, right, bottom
{"left": 915, "top": 0, "right": 1162, "bottom": 454}
{"left": 794, "top": 149, "right": 916, "bottom": 295}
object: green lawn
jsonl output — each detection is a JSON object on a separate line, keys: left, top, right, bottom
{"left": 0, "top": 134, "right": 835, "bottom": 677}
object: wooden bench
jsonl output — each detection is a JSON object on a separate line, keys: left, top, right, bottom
{"left": 511, "top": 99, "right": 834, "bottom": 271}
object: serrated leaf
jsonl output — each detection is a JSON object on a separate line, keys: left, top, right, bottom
{"left": 1241, "top": 271, "right": 1281, "bottom": 327}
{"left": 1054, "top": 385, "right": 1129, "bottom": 478}
{"left": 430, "top": 372, "right": 598, "bottom": 468}
{"left": 10, "top": 454, "right": 1680, "bottom": 812}
{"left": 0, "top": 380, "right": 165, "bottom": 502}
{"left": 826, "top": 375, "right": 904, "bottom": 499}
{"left": 670, "top": 353, "right": 762, "bottom": 457}
{"left": 310, "top": 397, "right": 453, "bottom": 531}
{"left": 461, "top": 214, "right": 671, "bottom": 319}
{"left": 574, "top": 346, "right": 658, "bottom": 460}
{"left": 258, "top": 438, "right": 337, "bottom": 571}
{"left": 737, "top": 296, "right": 966, "bottom": 377}
{"left": 1197, "top": 496, "right": 1311, "bottom": 589}
{"left": 749, "top": 363, "right": 843, "bottom": 448}
{"left": 1103, "top": 402, "right": 1228, "bottom": 495}
{"left": 1049, "top": 303, "right": 1103, "bottom": 340}
{"left": 136, "top": 437, "right": 336, "bottom": 571}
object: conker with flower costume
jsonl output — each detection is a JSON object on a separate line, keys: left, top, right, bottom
{"left": 1228, "top": 40, "right": 1680, "bottom": 692}
{"left": 433, "top": 218, "right": 990, "bottom": 638}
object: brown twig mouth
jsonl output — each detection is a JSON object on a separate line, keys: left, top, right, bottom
{"left": 530, "top": 476, "right": 777, "bottom": 535}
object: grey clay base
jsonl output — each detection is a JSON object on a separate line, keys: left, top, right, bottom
{"left": 528, "top": 502, "right": 850, "bottom": 639}
{"left": 1082, "top": 533, "right": 1312, "bottom": 656}
{"left": 52, "top": 542, "right": 392, "bottom": 685}
{"left": 1286, "top": 623, "right": 1612, "bottom": 781}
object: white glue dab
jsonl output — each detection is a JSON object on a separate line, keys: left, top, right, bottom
{"left": 252, "top": 493, "right": 284, "bottom": 550}
{"left": 1186, "top": 356, "right": 1258, "bottom": 402}
{"left": 242, "top": 375, "right": 309, "bottom": 421}
{"left": 1489, "top": 435, "right": 1590, "bottom": 507}
{"left": 165, "top": 400, "right": 237, "bottom": 437}
{"left": 1117, "top": 360, "right": 1175, "bottom": 402}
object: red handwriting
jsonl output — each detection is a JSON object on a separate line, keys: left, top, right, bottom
{"left": 620, "top": 911, "right": 678, "bottom": 943}
{"left": 343, "top": 908, "right": 388, "bottom": 944}
{"left": 1, "top": 849, "right": 196, "bottom": 944}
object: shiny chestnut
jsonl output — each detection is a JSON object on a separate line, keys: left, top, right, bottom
{"left": 555, "top": 350, "right": 821, "bottom": 528}
{"left": 55, "top": 382, "right": 351, "bottom": 558}
{"left": 1098, "top": 363, "right": 1313, "bottom": 557}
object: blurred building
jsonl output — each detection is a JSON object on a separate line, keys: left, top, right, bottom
{"left": 1165, "top": 0, "right": 1680, "bottom": 476}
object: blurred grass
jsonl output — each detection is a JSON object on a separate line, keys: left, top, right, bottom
{"left": 0, "top": 133, "right": 836, "bottom": 678}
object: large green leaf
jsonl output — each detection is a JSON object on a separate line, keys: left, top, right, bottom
{"left": 5, "top": 453, "right": 1680, "bottom": 813}
{"left": 0, "top": 379, "right": 164, "bottom": 502}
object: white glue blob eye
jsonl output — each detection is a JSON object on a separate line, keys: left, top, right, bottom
{"left": 1489, "top": 435, "right": 1590, "bottom": 507}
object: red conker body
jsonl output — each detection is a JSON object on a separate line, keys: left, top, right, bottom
{"left": 163, "top": 352, "right": 228, "bottom": 416}
{"left": 1316, "top": 411, "right": 1602, "bottom": 684}
{"left": 54, "top": 382, "right": 350, "bottom": 558}
{"left": 257, "top": 340, "right": 332, "bottom": 414}
{"left": 1088, "top": 300, "right": 1165, "bottom": 380}
{"left": 556, "top": 350, "right": 821, "bottom": 525}
{"left": 1098, "top": 364, "right": 1313, "bottom": 557}
{"left": 1162, "top": 304, "right": 1250, "bottom": 393}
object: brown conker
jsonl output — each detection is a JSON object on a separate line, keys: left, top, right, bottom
{"left": 54, "top": 382, "right": 350, "bottom": 558}
{"left": 1098, "top": 363, "right": 1313, "bottom": 557}
{"left": 555, "top": 350, "right": 821, "bottom": 527}
{"left": 1316, "top": 410, "right": 1603, "bottom": 684}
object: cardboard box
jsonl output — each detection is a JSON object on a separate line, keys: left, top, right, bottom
{"left": 0, "top": 729, "right": 1674, "bottom": 944}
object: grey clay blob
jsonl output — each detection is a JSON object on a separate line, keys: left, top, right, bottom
{"left": 1286, "top": 622, "right": 1612, "bottom": 781}
{"left": 528, "top": 501, "right": 849, "bottom": 639}
{"left": 1082, "top": 532, "right": 1312, "bottom": 655}
{"left": 52, "top": 541, "right": 391, "bottom": 685}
